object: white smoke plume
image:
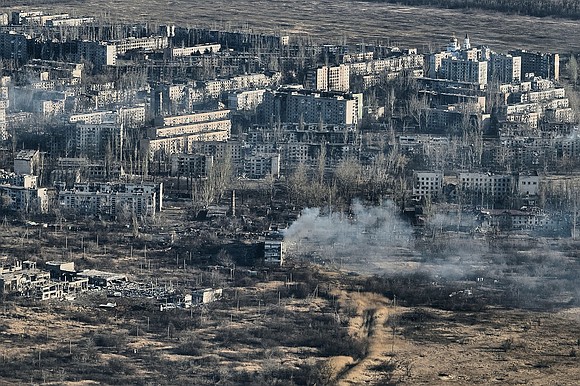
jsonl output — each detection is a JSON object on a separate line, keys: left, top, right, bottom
{"left": 283, "top": 201, "right": 580, "bottom": 308}
{"left": 283, "top": 200, "right": 418, "bottom": 275}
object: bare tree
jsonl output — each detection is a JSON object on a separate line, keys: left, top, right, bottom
{"left": 333, "top": 157, "right": 362, "bottom": 206}
{"left": 568, "top": 54, "right": 578, "bottom": 89}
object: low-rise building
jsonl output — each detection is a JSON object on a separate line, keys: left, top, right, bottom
{"left": 170, "top": 153, "right": 214, "bottom": 178}
{"left": 263, "top": 231, "right": 285, "bottom": 266}
{"left": 413, "top": 171, "right": 443, "bottom": 200}
{"left": 166, "top": 43, "right": 221, "bottom": 58}
{"left": 77, "top": 269, "right": 128, "bottom": 287}
{"left": 458, "top": 172, "right": 539, "bottom": 198}
{"left": 478, "top": 208, "right": 565, "bottom": 233}
{"left": 14, "top": 149, "right": 41, "bottom": 176}
{"left": 244, "top": 153, "right": 280, "bottom": 179}
{"left": 57, "top": 182, "right": 163, "bottom": 218}
{"left": 0, "top": 184, "right": 49, "bottom": 213}
{"left": 228, "top": 89, "right": 266, "bottom": 111}
{"left": 191, "top": 288, "right": 223, "bottom": 304}
{"left": 0, "top": 259, "right": 87, "bottom": 300}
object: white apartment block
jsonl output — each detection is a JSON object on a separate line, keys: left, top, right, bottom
{"left": 155, "top": 110, "right": 231, "bottom": 127}
{"left": 75, "top": 123, "right": 122, "bottom": 158}
{"left": 228, "top": 89, "right": 266, "bottom": 110}
{"left": 282, "top": 143, "right": 309, "bottom": 164}
{"left": 0, "top": 31, "right": 28, "bottom": 62}
{"left": 0, "top": 97, "right": 7, "bottom": 141}
{"left": 440, "top": 58, "right": 488, "bottom": 85}
{"left": 147, "top": 120, "right": 231, "bottom": 139}
{"left": 144, "top": 110, "right": 233, "bottom": 160}
{"left": 504, "top": 103, "right": 538, "bottom": 115}
{"left": 58, "top": 182, "right": 162, "bottom": 218}
{"left": 342, "top": 52, "right": 374, "bottom": 63}
{"left": 69, "top": 111, "right": 117, "bottom": 125}
{"left": 244, "top": 154, "right": 281, "bottom": 179}
{"left": 459, "top": 172, "right": 514, "bottom": 197}
{"left": 170, "top": 153, "right": 214, "bottom": 177}
{"left": 188, "top": 141, "right": 243, "bottom": 164}
{"left": 11, "top": 11, "right": 43, "bottom": 25}
{"left": 117, "top": 105, "right": 147, "bottom": 128}
{"left": 545, "top": 108, "right": 573, "bottom": 123}
{"left": 459, "top": 172, "right": 539, "bottom": 197}
{"left": 555, "top": 132, "right": 580, "bottom": 158}
{"left": 271, "top": 91, "right": 363, "bottom": 125}
{"left": 525, "top": 88, "right": 566, "bottom": 102}
{"left": 24, "top": 60, "right": 84, "bottom": 80}
{"left": 167, "top": 43, "right": 221, "bottom": 58}
{"left": 308, "top": 67, "right": 328, "bottom": 91}
{"left": 504, "top": 112, "right": 539, "bottom": 129}
{"left": 14, "top": 149, "right": 40, "bottom": 176}
{"left": 10, "top": 12, "right": 90, "bottom": 27}
{"left": 142, "top": 131, "right": 230, "bottom": 160}
{"left": 348, "top": 54, "right": 424, "bottom": 76}
{"left": 413, "top": 171, "right": 443, "bottom": 200}
{"left": 46, "top": 17, "right": 94, "bottom": 27}
{"left": 33, "top": 99, "right": 65, "bottom": 117}
{"left": 518, "top": 174, "right": 540, "bottom": 196}
{"left": 202, "top": 73, "right": 279, "bottom": 98}
{"left": 19, "top": 12, "right": 69, "bottom": 26}
{"left": 427, "top": 52, "right": 452, "bottom": 78}
{"left": 112, "top": 36, "right": 169, "bottom": 55}
{"left": 501, "top": 86, "right": 570, "bottom": 126}
{"left": 306, "top": 64, "right": 350, "bottom": 92}
{"left": 69, "top": 108, "right": 145, "bottom": 128}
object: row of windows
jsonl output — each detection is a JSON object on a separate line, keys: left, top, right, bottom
{"left": 419, "top": 177, "right": 440, "bottom": 181}
{"left": 462, "top": 177, "right": 509, "bottom": 182}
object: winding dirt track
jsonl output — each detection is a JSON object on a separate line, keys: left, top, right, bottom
{"left": 332, "top": 290, "right": 404, "bottom": 385}
{"left": 12, "top": 0, "right": 580, "bottom": 52}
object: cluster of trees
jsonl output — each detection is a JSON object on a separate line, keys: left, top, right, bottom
{"left": 368, "top": 0, "right": 580, "bottom": 19}
{"left": 287, "top": 150, "right": 409, "bottom": 211}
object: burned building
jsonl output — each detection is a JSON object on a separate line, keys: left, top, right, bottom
{"left": 0, "top": 259, "right": 87, "bottom": 300}
{"left": 262, "top": 231, "right": 286, "bottom": 266}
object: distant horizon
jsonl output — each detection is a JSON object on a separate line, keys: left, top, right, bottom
{"left": 5, "top": 0, "right": 580, "bottom": 52}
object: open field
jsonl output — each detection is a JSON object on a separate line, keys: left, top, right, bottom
{"left": 1, "top": 203, "right": 579, "bottom": 385}
{"left": 333, "top": 289, "right": 580, "bottom": 385}
{"left": 0, "top": 270, "right": 578, "bottom": 385}
{"left": 10, "top": 0, "right": 580, "bottom": 52}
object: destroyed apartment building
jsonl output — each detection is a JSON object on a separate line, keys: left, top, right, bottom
{"left": 0, "top": 259, "right": 88, "bottom": 300}
{"left": 160, "top": 288, "right": 223, "bottom": 311}
{"left": 262, "top": 230, "right": 286, "bottom": 266}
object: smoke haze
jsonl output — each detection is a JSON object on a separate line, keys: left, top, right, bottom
{"left": 283, "top": 201, "right": 580, "bottom": 308}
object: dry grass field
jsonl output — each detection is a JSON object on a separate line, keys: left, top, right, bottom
{"left": 8, "top": 0, "right": 580, "bottom": 52}
{"left": 0, "top": 204, "right": 579, "bottom": 384}
{"left": 1, "top": 2, "right": 579, "bottom": 383}
{"left": 0, "top": 271, "right": 578, "bottom": 385}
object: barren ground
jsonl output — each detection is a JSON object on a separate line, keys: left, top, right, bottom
{"left": 1, "top": 204, "right": 579, "bottom": 384}
{"left": 330, "top": 290, "right": 580, "bottom": 385}
{"left": 1, "top": 277, "right": 578, "bottom": 385}
{"left": 7, "top": 0, "right": 580, "bottom": 52}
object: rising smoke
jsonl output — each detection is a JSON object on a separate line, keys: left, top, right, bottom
{"left": 283, "top": 201, "right": 580, "bottom": 308}
{"left": 284, "top": 200, "right": 423, "bottom": 275}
